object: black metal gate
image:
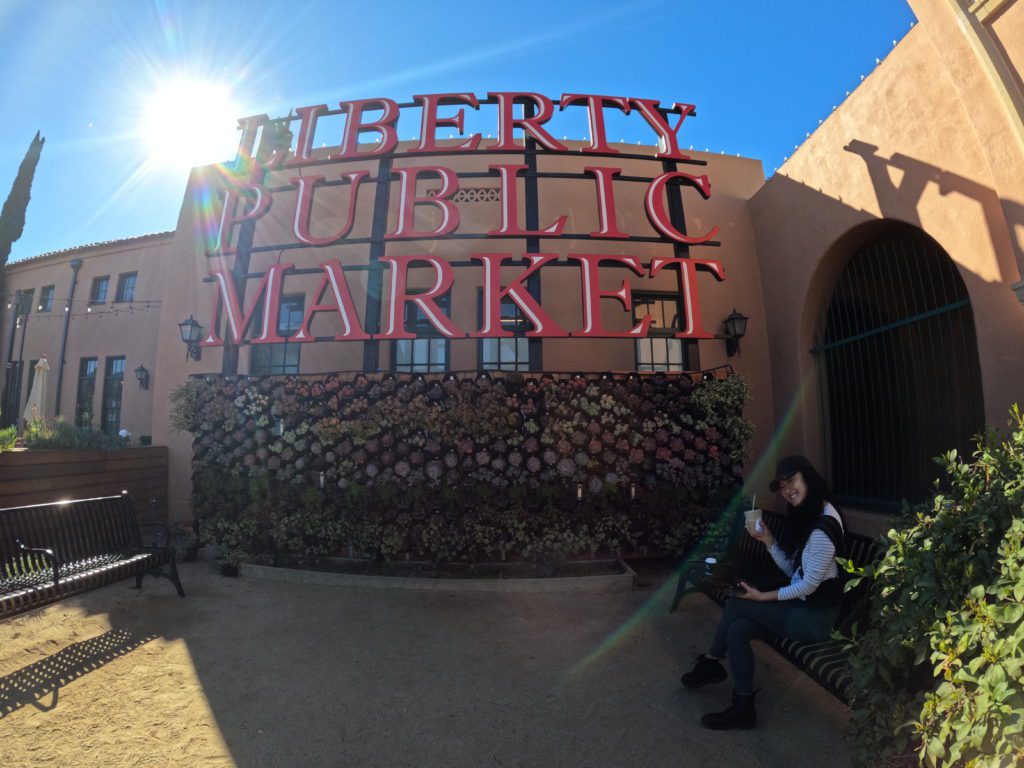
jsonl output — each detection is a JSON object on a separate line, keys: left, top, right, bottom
{"left": 813, "top": 226, "right": 985, "bottom": 509}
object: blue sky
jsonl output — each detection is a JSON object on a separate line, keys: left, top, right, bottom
{"left": 0, "top": 0, "right": 916, "bottom": 262}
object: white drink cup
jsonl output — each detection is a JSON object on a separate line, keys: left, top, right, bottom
{"left": 744, "top": 508, "right": 763, "bottom": 536}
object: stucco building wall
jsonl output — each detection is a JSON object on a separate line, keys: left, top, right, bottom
{"left": 1, "top": 234, "right": 171, "bottom": 438}
{"left": 749, "top": 0, "right": 1024, "bottom": 509}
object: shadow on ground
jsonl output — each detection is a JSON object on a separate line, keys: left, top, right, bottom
{"left": 0, "top": 560, "right": 850, "bottom": 768}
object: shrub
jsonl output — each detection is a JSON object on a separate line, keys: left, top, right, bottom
{"left": 0, "top": 424, "right": 16, "bottom": 452}
{"left": 169, "top": 378, "right": 214, "bottom": 433}
{"left": 846, "top": 405, "right": 1024, "bottom": 768}
{"left": 23, "top": 417, "right": 126, "bottom": 452}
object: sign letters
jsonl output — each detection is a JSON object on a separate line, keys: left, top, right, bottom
{"left": 204, "top": 92, "right": 726, "bottom": 345}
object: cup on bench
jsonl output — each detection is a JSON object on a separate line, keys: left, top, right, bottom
{"left": 744, "top": 508, "right": 763, "bottom": 536}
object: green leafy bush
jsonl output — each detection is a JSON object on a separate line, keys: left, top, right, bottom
{"left": 846, "top": 405, "right": 1024, "bottom": 768}
{"left": 23, "top": 417, "right": 126, "bottom": 452}
{"left": 0, "top": 424, "right": 17, "bottom": 452}
{"left": 169, "top": 378, "right": 214, "bottom": 433}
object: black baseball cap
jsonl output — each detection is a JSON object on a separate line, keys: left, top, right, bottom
{"left": 769, "top": 455, "right": 813, "bottom": 492}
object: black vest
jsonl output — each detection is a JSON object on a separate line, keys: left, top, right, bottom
{"left": 794, "top": 515, "right": 845, "bottom": 608}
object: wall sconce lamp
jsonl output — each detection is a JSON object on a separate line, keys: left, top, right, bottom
{"left": 723, "top": 309, "right": 749, "bottom": 357}
{"left": 178, "top": 315, "right": 203, "bottom": 361}
{"left": 134, "top": 365, "right": 150, "bottom": 390}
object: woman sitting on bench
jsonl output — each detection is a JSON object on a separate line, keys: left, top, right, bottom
{"left": 680, "top": 455, "right": 846, "bottom": 730}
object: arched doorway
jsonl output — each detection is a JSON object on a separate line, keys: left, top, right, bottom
{"left": 813, "top": 224, "right": 985, "bottom": 509}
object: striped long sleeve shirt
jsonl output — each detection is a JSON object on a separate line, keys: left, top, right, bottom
{"left": 768, "top": 503, "right": 842, "bottom": 601}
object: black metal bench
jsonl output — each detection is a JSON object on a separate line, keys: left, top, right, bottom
{"left": 671, "top": 508, "right": 881, "bottom": 703}
{"left": 0, "top": 492, "right": 184, "bottom": 620}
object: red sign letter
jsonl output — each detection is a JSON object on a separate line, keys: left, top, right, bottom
{"left": 293, "top": 259, "right": 370, "bottom": 341}
{"left": 488, "top": 92, "right": 567, "bottom": 152}
{"left": 411, "top": 93, "right": 481, "bottom": 153}
{"left": 233, "top": 113, "right": 270, "bottom": 169}
{"left": 387, "top": 166, "right": 461, "bottom": 239}
{"left": 291, "top": 171, "right": 368, "bottom": 246}
{"left": 559, "top": 94, "right": 631, "bottom": 154}
{"left": 284, "top": 104, "right": 329, "bottom": 167}
{"left": 471, "top": 253, "right": 568, "bottom": 338}
{"left": 569, "top": 255, "right": 651, "bottom": 338}
{"left": 202, "top": 262, "right": 293, "bottom": 346}
{"left": 330, "top": 98, "right": 400, "bottom": 159}
{"left": 213, "top": 174, "right": 273, "bottom": 257}
{"left": 487, "top": 164, "right": 567, "bottom": 237}
{"left": 379, "top": 256, "right": 463, "bottom": 339}
{"left": 645, "top": 171, "right": 719, "bottom": 244}
{"left": 629, "top": 99, "right": 695, "bottom": 160}
{"left": 648, "top": 256, "right": 726, "bottom": 339}
{"left": 584, "top": 166, "right": 630, "bottom": 239}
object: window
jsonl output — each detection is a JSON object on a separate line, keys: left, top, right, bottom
{"left": 394, "top": 295, "right": 450, "bottom": 373}
{"left": 114, "top": 272, "right": 137, "bottom": 302}
{"left": 633, "top": 293, "right": 691, "bottom": 372}
{"left": 480, "top": 296, "right": 530, "bottom": 371}
{"left": 250, "top": 294, "right": 304, "bottom": 375}
{"left": 38, "top": 285, "right": 54, "bottom": 312}
{"left": 17, "top": 289, "right": 34, "bottom": 316}
{"left": 100, "top": 356, "right": 125, "bottom": 436}
{"left": 75, "top": 358, "right": 98, "bottom": 428}
{"left": 89, "top": 276, "right": 109, "bottom": 304}
{"left": 0, "top": 362, "right": 24, "bottom": 428}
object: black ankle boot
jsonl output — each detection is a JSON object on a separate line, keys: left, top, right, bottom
{"left": 680, "top": 654, "right": 728, "bottom": 689}
{"left": 700, "top": 690, "right": 757, "bottom": 730}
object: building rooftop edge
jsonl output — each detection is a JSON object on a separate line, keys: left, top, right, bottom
{"left": 7, "top": 230, "right": 175, "bottom": 270}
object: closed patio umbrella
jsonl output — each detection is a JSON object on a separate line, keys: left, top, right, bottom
{"left": 22, "top": 355, "right": 49, "bottom": 425}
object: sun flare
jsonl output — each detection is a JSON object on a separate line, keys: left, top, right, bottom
{"left": 140, "top": 77, "right": 241, "bottom": 172}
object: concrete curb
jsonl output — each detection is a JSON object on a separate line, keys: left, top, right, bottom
{"left": 240, "top": 560, "right": 637, "bottom": 594}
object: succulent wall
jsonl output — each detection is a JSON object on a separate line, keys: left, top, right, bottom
{"left": 175, "top": 371, "right": 752, "bottom": 564}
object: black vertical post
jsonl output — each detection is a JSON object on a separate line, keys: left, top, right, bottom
{"left": 361, "top": 155, "right": 394, "bottom": 372}
{"left": 221, "top": 120, "right": 292, "bottom": 376}
{"left": 1, "top": 289, "right": 21, "bottom": 427}
{"left": 53, "top": 258, "right": 83, "bottom": 416}
{"left": 522, "top": 100, "right": 543, "bottom": 371}
{"left": 14, "top": 293, "right": 31, "bottom": 429}
{"left": 661, "top": 152, "right": 701, "bottom": 371}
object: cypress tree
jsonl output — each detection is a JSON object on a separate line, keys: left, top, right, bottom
{"left": 0, "top": 131, "right": 45, "bottom": 303}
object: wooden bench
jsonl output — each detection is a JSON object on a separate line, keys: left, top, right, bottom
{"left": 671, "top": 508, "right": 881, "bottom": 703}
{"left": 0, "top": 492, "right": 184, "bottom": 620}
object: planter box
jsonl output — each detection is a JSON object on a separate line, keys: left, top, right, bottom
{"left": 0, "top": 446, "right": 168, "bottom": 521}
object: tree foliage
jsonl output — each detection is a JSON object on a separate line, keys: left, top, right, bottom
{"left": 0, "top": 131, "right": 45, "bottom": 300}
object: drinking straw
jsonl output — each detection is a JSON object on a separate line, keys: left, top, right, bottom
{"left": 750, "top": 493, "right": 756, "bottom": 511}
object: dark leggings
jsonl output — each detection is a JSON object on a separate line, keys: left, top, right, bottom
{"left": 707, "top": 598, "right": 839, "bottom": 695}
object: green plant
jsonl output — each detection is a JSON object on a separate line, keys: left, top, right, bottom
{"left": 23, "top": 417, "right": 126, "bottom": 452}
{"left": 845, "top": 405, "right": 1024, "bottom": 768}
{"left": 169, "top": 378, "right": 213, "bottom": 433}
{"left": 0, "top": 424, "right": 16, "bottom": 452}
{"left": 138, "top": 435, "right": 152, "bottom": 446}
{"left": 186, "top": 372, "right": 752, "bottom": 565}
{"left": 691, "top": 373, "right": 754, "bottom": 461}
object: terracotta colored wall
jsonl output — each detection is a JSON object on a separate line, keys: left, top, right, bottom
{"left": 749, "top": 4, "right": 1024, "bottom": 507}
{"left": 0, "top": 236, "right": 171, "bottom": 438}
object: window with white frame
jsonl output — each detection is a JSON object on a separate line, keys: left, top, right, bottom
{"left": 633, "top": 293, "right": 690, "bottom": 372}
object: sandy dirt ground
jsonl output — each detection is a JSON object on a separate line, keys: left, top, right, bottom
{"left": 0, "top": 560, "right": 850, "bottom": 768}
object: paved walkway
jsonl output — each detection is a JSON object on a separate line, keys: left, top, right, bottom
{"left": 0, "top": 560, "right": 850, "bottom": 767}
